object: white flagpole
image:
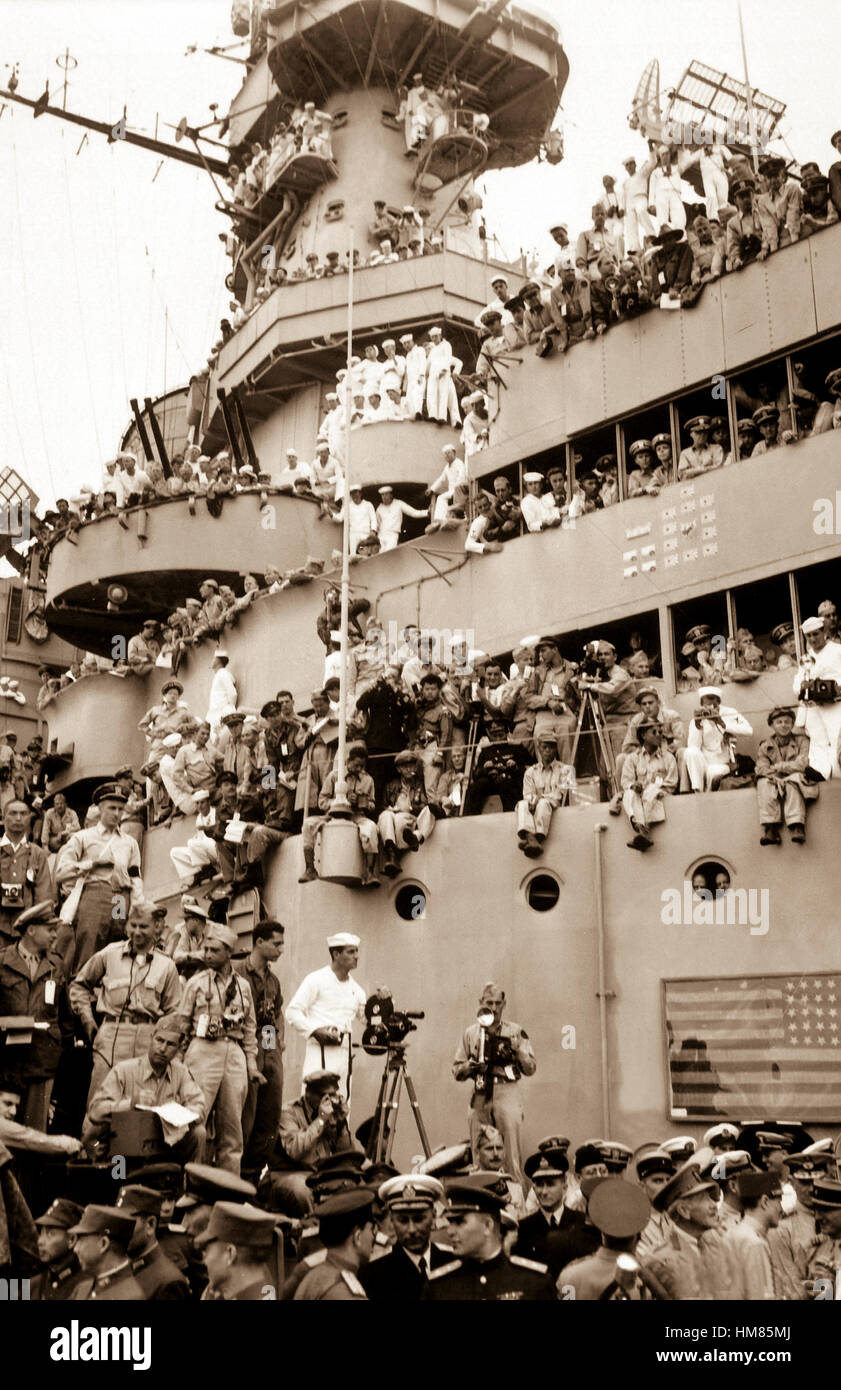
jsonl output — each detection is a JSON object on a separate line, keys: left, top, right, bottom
{"left": 330, "top": 228, "right": 354, "bottom": 814}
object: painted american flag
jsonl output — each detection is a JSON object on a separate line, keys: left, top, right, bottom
{"left": 663, "top": 974, "right": 841, "bottom": 1121}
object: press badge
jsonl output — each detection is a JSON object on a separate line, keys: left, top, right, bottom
{"left": 44, "top": 980, "right": 56, "bottom": 1005}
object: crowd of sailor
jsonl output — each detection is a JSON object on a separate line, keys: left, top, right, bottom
{"left": 12, "top": 589, "right": 840, "bottom": 912}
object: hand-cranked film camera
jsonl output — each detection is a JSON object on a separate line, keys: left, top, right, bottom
{"left": 362, "top": 990, "right": 425, "bottom": 1055}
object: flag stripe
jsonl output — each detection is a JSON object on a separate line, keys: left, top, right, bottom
{"left": 664, "top": 973, "right": 841, "bottom": 1121}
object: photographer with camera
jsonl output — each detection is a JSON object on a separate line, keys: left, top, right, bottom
{"left": 0, "top": 799, "right": 53, "bottom": 947}
{"left": 683, "top": 688, "right": 753, "bottom": 793}
{"left": 177, "top": 923, "right": 263, "bottom": 1175}
{"left": 453, "top": 982, "right": 536, "bottom": 1183}
{"left": 524, "top": 636, "right": 577, "bottom": 760}
{"left": 263, "top": 1069, "right": 359, "bottom": 1216}
{"left": 573, "top": 640, "right": 637, "bottom": 758}
{"left": 793, "top": 615, "right": 841, "bottom": 779}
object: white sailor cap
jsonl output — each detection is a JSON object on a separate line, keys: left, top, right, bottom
{"left": 801, "top": 616, "right": 824, "bottom": 634}
{"left": 697, "top": 686, "right": 723, "bottom": 701}
{"left": 378, "top": 485, "right": 394, "bottom": 495}
{"left": 523, "top": 471, "right": 544, "bottom": 484}
{"left": 327, "top": 932, "right": 360, "bottom": 948}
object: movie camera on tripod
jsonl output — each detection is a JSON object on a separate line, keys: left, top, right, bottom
{"left": 362, "top": 991, "right": 431, "bottom": 1164}
{"left": 361, "top": 990, "right": 425, "bottom": 1054}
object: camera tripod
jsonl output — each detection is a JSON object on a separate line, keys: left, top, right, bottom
{"left": 563, "top": 684, "right": 619, "bottom": 802}
{"left": 367, "top": 1043, "right": 432, "bottom": 1165}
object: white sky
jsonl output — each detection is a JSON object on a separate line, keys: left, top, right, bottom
{"left": 2, "top": 0, "right": 839, "bottom": 512}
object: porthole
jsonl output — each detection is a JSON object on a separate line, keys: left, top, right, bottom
{"left": 687, "top": 858, "right": 733, "bottom": 898}
{"left": 525, "top": 873, "right": 561, "bottom": 912}
{"left": 325, "top": 200, "right": 345, "bottom": 223}
{"left": 394, "top": 883, "right": 426, "bottom": 921}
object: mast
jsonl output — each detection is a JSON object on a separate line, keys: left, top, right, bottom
{"left": 330, "top": 230, "right": 355, "bottom": 815}
{"left": 736, "top": 0, "right": 761, "bottom": 174}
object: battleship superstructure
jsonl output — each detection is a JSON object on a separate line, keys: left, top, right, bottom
{"left": 14, "top": 1, "right": 841, "bottom": 1165}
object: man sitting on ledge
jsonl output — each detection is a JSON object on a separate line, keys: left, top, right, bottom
{"left": 299, "top": 743, "right": 380, "bottom": 886}
{"left": 515, "top": 732, "right": 574, "bottom": 859}
{"left": 377, "top": 750, "right": 439, "bottom": 878}
{"left": 683, "top": 688, "right": 752, "bottom": 792}
{"left": 755, "top": 707, "right": 817, "bottom": 845}
{"left": 619, "top": 720, "right": 678, "bottom": 852}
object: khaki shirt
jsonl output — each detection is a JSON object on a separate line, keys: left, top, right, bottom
{"left": 453, "top": 1019, "right": 536, "bottom": 1084}
{"left": 55, "top": 824, "right": 142, "bottom": 900}
{"left": 87, "top": 1053, "right": 206, "bottom": 1128}
{"left": 178, "top": 965, "right": 258, "bottom": 1061}
{"left": 69, "top": 941, "right": 181, "bottom": 1028}
{"left": 522, "top": 760, "right": 575, "bottom": 806}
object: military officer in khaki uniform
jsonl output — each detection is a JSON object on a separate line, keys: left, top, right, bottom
{"left": 453, "top": 982, "right": 535, "bottom": 1183}
{"left": 294, "top": 1187, "right": 375, "bottom": 1300}
{"left": 196, "top": 1200, "right": 279, "bottom": 1300}
{"left": 31, "top": 1198, "right": 86, "bottom": 1300}
{"left": 177, "top": 922, "right": 262, "bottom": 1174}
{"left": 68, "top": 1205, "right": 147, "bottom": 1301}
{"left": 752, "top": 403, "right": 781, "bottom": 454}
{"left": 0, "top": 800, "right": 52, "bottom": 946}
{"left": 677, "top": 416, "right": 725, "bottom": 480}
{"left": 559, "top": 1178, "right": 653, "bottom": 1299}
{"left": 633, "top": 1147, "right": 676, "bottom": 1258}
{"left": 69, "top": 901, "right": 182, "bottom": 1100}
{"left": 115, "top": 1184, "right": 190, "bottom": 1299}
{"left": 515, "top": 732, "right": 574, "bottom": 858}
{"left": 805, "top": 1176, "right": 841, "bottom": 1299}
{"left": 173, "top": 1163, "right": 258, "bottom": 1298}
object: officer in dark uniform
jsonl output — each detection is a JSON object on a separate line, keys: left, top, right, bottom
{"left": 595, "top": 1140, "right": 634, "bottom": 1175}
{"left": 174, "top": 1161, "right": 258, "bottom": 1297}
{"left": 67, "top": 1205, "right": 147, "bottom": 1301}
{"left": 130, "top": 1161, "right": 189, "bottom": 1272}
{"left": 513, "top": 1141, "right": 585, "bottom": 1277}
{"left": 115, "top": 1183, "right": 190, "bottom": 1299}
{"left": 278, "top": 1153, "right": 370, "bottom": 1298}
{"left": 30, "top": 1198, "right": 86, "bottom": 1300}
{"left": 360, "top": 1174, "right": 450, "bottom": 1300}
{"left": 422, "top": 1175, "right": 556, "bottom": 1300}
{"left": 196, "top": 1201, "right": 280, "bottom": 1300}
{"left": 293, "top": 1188, "right": 375, "bottom": 1300}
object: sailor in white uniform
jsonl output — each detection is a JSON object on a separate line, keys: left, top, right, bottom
{"left": 285, "top": 933, "right": 366, "bottom": 1099}
{"left": 793, "top": 615, "right": 841, "bottom": 779}
{"left": 375, "top": 486, "right": 429, "bottom": 551}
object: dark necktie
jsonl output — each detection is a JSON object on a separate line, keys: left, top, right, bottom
{"left": 418, "top": 1256, "right": 428, "bottom": 1280}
